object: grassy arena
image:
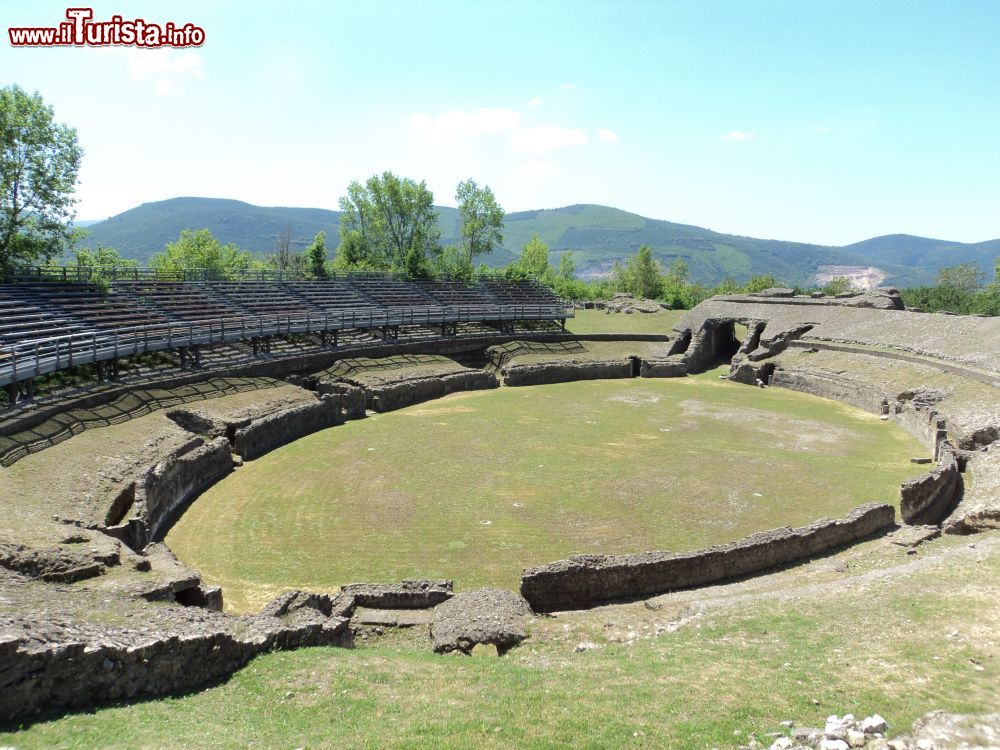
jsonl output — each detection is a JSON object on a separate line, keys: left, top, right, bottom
{"left": 167, "top": 368, "right": 926, "bottom": 612}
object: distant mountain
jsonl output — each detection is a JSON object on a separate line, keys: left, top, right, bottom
{"left": 842, "top": 234, "right": 1000, "bottom": 279}
{"left": 77, "top": 197, "right": 998, "bottom": 287}
{"left": 77, "top": 197, "right": 344, "bottom": 264}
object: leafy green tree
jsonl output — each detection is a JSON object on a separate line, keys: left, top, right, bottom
{"left": 711, "top": 276, "right": 742, "bottom": 295}
{"left": 337, "top": 171, "right": 440, "bottom": 273}
{"left": 557, "top": 250, "right": 576, "bottom": 280}
{"left": 743, "top": 274, "right": 781, "bottom": 293}
{"left": 660, "top": 258, "right": 691, "bottom": 308}
{"left": 822, "top": 276, "right": 854, "bottom": 296}
{"left": 304, "top": 231, "right": 328, "bottom": 278}
{"left": 935, "top": 263, "right": 984, "bottom": 292}
{"left": 434, "top": 244, "right": 475, "bottom": 280}
{"left": 510, "top": 234, "right": 552, "bottom": 279}
{"left": 613, "top": 245, "right": 663, "bottom": 299}
{"left": 456, "top": 179, "right": 504, "bottom": 262}
{"left": 71, "top": 244, "right": 137, "bottom": 271}
{"left": 67, "top": 244, "right": 137, "bottom": 291}
{"left": 332, "top": 229, "right": 369, "bottom": 270}
{"left": 150, "top": 229, "right": 261, "bottom": 278}
{"left": 0, "top": 85, "right": 83, "bottom": 276}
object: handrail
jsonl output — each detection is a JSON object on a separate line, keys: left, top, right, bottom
{"left": 0, "top": 302, "right": 574, "bottom": 388}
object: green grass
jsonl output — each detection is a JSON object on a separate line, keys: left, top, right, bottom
{"left": 6, "top": 535, "right": 997, "bottom": 749}
{"left": 565, "top": 308, "right": 685, "bottom": 335}
{"left": 167, "top": 370, "right": 924, "bottom": 612}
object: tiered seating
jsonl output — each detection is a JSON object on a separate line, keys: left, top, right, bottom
{"left": 284, "top": 281, "right": 375, "bottom": 312}
{"left": 417, "top": 281, "right": 498, "bottom": 308}
{"left": 11, "top": 283, "right": 168, "bottom": 332}
{"left": 350, "top": 279, "right": 439, "bottom": 309}
{"left": 113, "top": 281, "right": 244, "bottom": 323}
{"left": 113, "top": 281, "right": 244, "bottom": 322}
{"left": 480, "top": 280, "right": 564, "bottom": 306}
{"left": 205, "top": 281, "right": 316, "bottom": 317}
{"left": 0, "top": 285, "right": 85, "bottom": 346}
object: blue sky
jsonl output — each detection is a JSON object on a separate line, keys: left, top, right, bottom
{"left": 2, "top": 0, "right": 998, "bottom": 245}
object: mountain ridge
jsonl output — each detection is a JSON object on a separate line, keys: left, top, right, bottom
{"left": 77, "top": 197, "right": 999, "bottom": 287}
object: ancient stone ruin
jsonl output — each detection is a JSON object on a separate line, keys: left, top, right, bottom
{"left": 1, "top": 285, "right": 997, "bottom": 724}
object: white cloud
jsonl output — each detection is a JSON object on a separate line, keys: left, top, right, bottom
{"left": 813, "top": 124, "right": 833, "bottom": 133}
{"left": 560, "top": 83, "right": 576, "bottom": 91}
{"left": 528, "top": 96, "right": 542, "bottom": 108}
{"left": 597, "top": 128, "right": 619, "bottom": 143}
{"left": 126, "top": 49, "right": 204, "bottom": 95}
{"left": 520, "top": 161, "right": 560, "bottom": 176}
{"left": 720, "top": 130, "right": 756, "bottom": 141}
{"left": 410, "top": 108, "right": 521, "bottom": 146}
{"left": 511, "top": 125, "right": 588, "bottom": 154}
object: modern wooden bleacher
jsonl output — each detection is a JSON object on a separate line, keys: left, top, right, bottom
{"left": 113, "top": 281, "right": 245, "bottom": 324}
{"left": 350, "top": 279, "right": 440, "bottom": 309}
{"left": 283, "top": 281, "right": 375, "bottom": 313}
{"left": 0, "top": 275, "right": 570, "bottom": 390}
{"left": 204, "top": 281, "right": 316, "bottom": 317}
{"left": 480, "top": 280, "right": 563, "bottom": 306}
{"left": 417, "top": 281, "right": 499, "bottom": 308}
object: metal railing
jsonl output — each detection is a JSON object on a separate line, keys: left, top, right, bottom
{"left": 0, "top": 303, "right": 573, "bottom": 388}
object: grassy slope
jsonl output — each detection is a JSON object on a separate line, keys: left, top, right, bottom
{"left": 5, "top": 534, "right": 996, "bottom": 749}
{"left": 166, "top": 368, "right": 924, "bottom": 612}
{"left": 565, "top": 308, "right": 685, "bottom": 335}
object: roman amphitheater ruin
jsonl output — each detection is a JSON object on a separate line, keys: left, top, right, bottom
{"left": 0, "top": 274, "right": 997, "bottom": 739}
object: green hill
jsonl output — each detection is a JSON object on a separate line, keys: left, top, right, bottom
{"left": 842, "top": 234, "right": 1000, "bottom": 279}
{"left": 77, "top": 197, "right": 996, "bottom": 286}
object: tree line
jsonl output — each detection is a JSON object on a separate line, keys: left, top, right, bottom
{"left": 2, "top": 84, "right": 998, "bottom": 315}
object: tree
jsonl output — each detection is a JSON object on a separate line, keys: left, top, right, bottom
{"left": 337, "top": 171, "right": 440, "bottom": 273}
{"left": 270, "top": 225, "right": 302, "bottom": 272}
{"left": 456, "top": 178, "right": 504, "bottom": 261}
{"left": 743, "top": 274, "right": 781, "bottom": 293}
{"left": 69, "top": 244, "right": 137, "bottom": 290}
{"left": 935, "top": 263, "right": 984, "bottom": 292}
{"left": 71, "top": 244, "right": 137, "bottom": 271}
{"left": 510, "top": 234, "right": 552, "bottom": 279}
{"left": 613, "top": 245, "right": 663, "bottom": 299}
{"left": 822, "top": 276, "right": 854, "bottom": 296}
{"left": 557, "top": 250, "right": 575, "bottom": 280}
{"left": 0, "top": 85, "right": 83, "bottom": 275}
{"left": 150, "top": 229, "right": 261, "bottom": 278}
{"left": 434, "top": 244, "right": 474, "bottom": 280}
{"left": 304, "top": 231, "right": 328, "bottom": 278}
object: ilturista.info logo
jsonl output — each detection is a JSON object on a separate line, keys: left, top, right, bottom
{"left": 8, "top": 7, "right": 205, "bottom": 48}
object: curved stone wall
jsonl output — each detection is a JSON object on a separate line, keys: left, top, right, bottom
{"left": 520, "top": 503, "right": 895, "bottom": 612}
{"left": 2, "top": 308, "right": 996, "bottom": 721}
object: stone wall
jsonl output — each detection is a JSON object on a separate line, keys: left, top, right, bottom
{"left": 944, "top": 445, "right": 1000, "bottom": 534}
{"left": 366, "top": 371, "right": 499, "bottom": 412}
{"left": 520, "top": 503, "right": 895, "bottom": 612}
{"left": 142, "top": 437, "right": 234, "bottom": 542}
{"left": 639, "top": 358, "right": 687, "bottom": 378}
{"left": 0, "top": 592, "right": 349, "bottom": 722}
{"left": 232, "top": 395, "right": 344, "bottom": 461}
{"left": 900, "top": 447, "right": 963, "bottom": 526}
{"left": 768, "top": 369, "right": 888, "bottom": 416}
{"left": 501, "top": 359, "right": 633, "bottom": 387}
{"left": 315, "top": 381, "right": 367, "bottom": 419}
